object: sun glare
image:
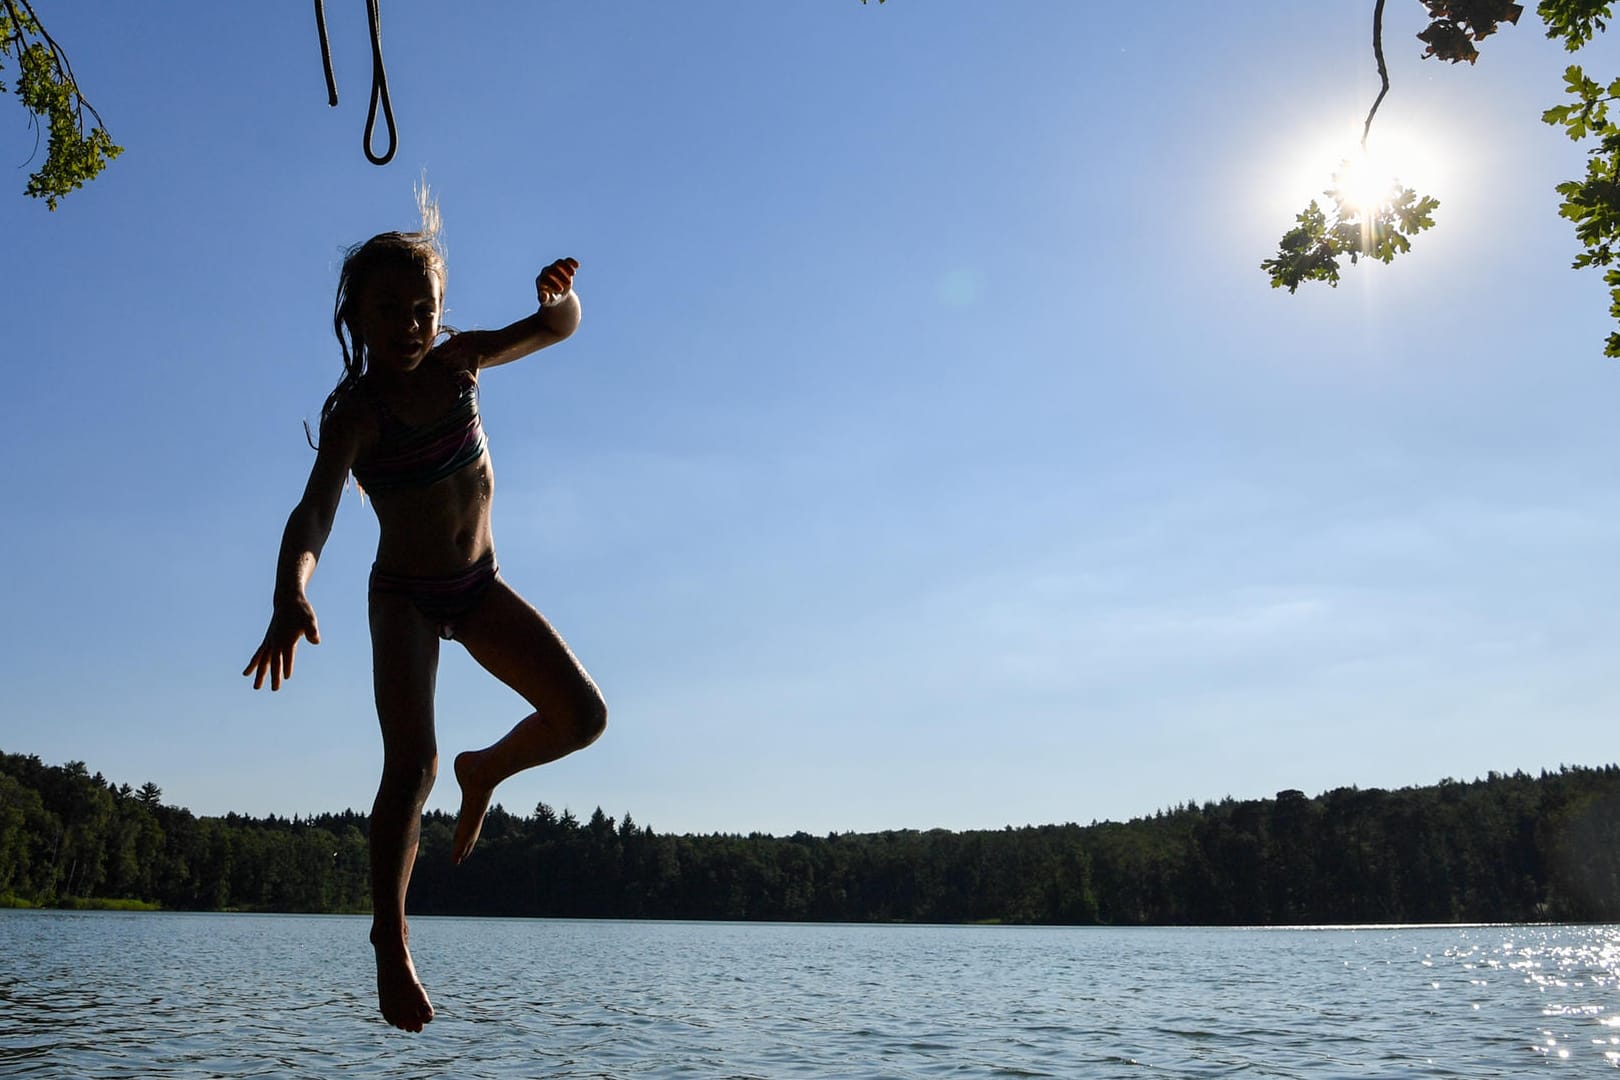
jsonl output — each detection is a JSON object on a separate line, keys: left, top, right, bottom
{"left": 1333, "top": 150, "right": 1400, "bottom": 217}
{"left": 1263, "top": 117, "right": 1454, "bottom": 224}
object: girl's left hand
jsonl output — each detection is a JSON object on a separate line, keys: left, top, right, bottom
{"left": 537, "top": 257, "right": 579, "bottom": 307}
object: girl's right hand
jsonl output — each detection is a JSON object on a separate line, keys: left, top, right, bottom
{"left": 536, "top": 257, "right": 579, "bottom": 307}
{"left": 243, "top": 596, "right": 321, "bottom": 691}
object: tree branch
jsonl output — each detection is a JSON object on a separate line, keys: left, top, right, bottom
{"left": 0, "top": 0, "right": 122, "bottom": 207}
{"left": 12, "top": 0, "right": 111, "bottom": 134}
{"left": 1362, "top": 0, "right": 1390, "bottom": 149}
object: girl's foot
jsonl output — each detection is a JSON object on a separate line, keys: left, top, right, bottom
{"left": 452, "top": 750, "right": 494, "bottom": 864}
{"left": 371, "top": 926, "right": 434, "bottom": 1032}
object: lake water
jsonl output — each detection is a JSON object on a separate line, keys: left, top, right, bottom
{"left": 1, "top": 912, "right": 1617, "bottom": 1078}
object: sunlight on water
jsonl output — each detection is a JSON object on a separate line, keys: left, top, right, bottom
{"left": 0, "top": 914, "right": 1617, "bottom": 1078}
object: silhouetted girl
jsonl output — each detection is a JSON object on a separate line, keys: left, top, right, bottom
{"left": 245, "top": 199, "right": 605, "bottom": 1032}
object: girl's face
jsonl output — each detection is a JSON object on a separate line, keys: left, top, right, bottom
{"left": 356, "top": 261, "right": 442, "bottom": 372}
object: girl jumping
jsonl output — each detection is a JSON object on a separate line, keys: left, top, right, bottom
{"left": 244, "top": 204, "right": 606, "bottom": 1032}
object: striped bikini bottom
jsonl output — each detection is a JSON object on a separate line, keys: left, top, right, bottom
{"left": 369, "top": 551, "right": 499, "bottom": 641}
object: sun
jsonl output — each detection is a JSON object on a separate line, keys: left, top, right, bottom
{"left": 1332, "top": 149, "right": 1401, "bottom": 218}
{"left": 1262, "top": 116, "right": 1456, "bottom": 226}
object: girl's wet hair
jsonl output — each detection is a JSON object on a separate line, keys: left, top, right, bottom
{"left": 312, "top": 188, "right": 447, "bottom": 443}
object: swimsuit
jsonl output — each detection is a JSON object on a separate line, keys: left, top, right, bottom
{"left": 370, "top": 551, "right": 499, "bottom": 640}
{"left": 350, "top": 369, "right": 487, "bottom": 494}
{"left": 355, "top": 370, "right": 497, "bottom": 638}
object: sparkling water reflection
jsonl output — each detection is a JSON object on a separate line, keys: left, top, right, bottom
{"left": 1, "top": 912, "right": 1616, "bottom": 1078}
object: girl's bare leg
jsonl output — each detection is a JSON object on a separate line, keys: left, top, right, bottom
{"left": 367, "top": 592, "right": 442, "bottom": 1032}
{"left": 448, "top": 577, "right": 607, "bottom": 864}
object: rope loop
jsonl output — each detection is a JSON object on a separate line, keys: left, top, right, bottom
{"left": 312, "top": 0, "right": 397, "bottom": 166}
{"left": 362, "top": 0, "right": 397, "bottom": 165}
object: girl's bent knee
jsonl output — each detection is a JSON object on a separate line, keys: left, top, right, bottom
{"left": 573, "top": 696, "right": 607, "bottom": 748}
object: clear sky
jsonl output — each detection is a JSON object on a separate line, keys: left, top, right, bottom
{"left": 3, "top": 2, "right": 1617, "bottom": 837}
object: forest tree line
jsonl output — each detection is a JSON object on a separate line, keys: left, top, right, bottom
{"left": 2, "top": 747, "right": 1618, "bottom": 925}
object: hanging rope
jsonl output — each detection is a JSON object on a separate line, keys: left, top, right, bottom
{"left": 314, "top": 0, "right": 338, "bottom": 106}
{"left": 312, "top": 0, "right": 398, "bottom": 166}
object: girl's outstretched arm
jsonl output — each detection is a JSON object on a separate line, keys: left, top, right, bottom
{"left": 243, "top": 404, "right": 362, "bottom": 691}
{"left": 435, "top": 257, "right": 582, "bottom": 372}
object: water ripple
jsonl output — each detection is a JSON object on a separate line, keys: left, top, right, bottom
{"left": 3, "top": 914, "right": 1619, "bottom": 1077}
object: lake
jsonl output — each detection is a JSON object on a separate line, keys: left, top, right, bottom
{"left": 0, "top": 911, "right": 1616, "bottom": 1077}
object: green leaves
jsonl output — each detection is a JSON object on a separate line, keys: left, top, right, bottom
{"left": 1262, "top": 201, "right": 1343, "bottom": 292}
{"left": 1261, "top": 169, "right": 1440, "bottom": 293}
{"left": 1, "top": 3, "right": 122, "bottom": 209}
{"left": 1543, "top": 63, "right": 1620, "bottom": 354}
{"left": 1537, "top": 0, "right": 1612, "bottom": 50}
{"left": 1414, "top": 11, "right": 1620, "bottom": 356}
{"left": 1540, "top": 64, "right": 1617, "bottom": 137}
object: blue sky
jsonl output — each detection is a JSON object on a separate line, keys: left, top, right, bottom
{"left": 3, "top": 2, "right": 1617, "bottom": 836}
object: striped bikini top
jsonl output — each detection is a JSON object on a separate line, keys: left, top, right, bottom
{"left": 351, "top": 369, "right": 488, "bottom": 494}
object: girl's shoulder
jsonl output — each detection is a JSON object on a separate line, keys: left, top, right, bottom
{"left": 321, "top": 379, "right": 382, "bottom": 457}
{"left": 427, "top": 330, "right": 484, "bottom": 378}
